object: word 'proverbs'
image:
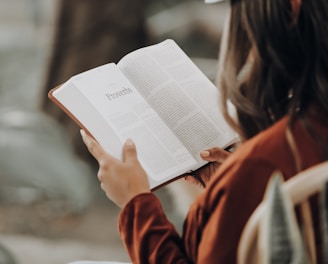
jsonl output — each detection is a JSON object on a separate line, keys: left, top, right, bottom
{"left": 105, "top": 87, "right": 133, "bottom": 101}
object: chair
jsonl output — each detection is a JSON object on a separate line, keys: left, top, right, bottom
{"left": 237, "top": 161, "right": 328, "bottom": 264}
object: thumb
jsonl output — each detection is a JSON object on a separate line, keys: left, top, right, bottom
{"left": 200, "top": 147, "right": 231, "bottom": 163}
{"left": 122, "top": 138, "right": 138, "bottom": 163}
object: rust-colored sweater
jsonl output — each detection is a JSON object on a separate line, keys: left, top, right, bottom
{"left": 118, "top": 115, "right": 328, "bottom": 263}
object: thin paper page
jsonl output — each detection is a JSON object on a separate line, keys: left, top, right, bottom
{"left": 118, "top": 40, "right": 237, "bottom": 163}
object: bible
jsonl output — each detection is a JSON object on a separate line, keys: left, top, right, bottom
{"left": 48, "top": 39, "right": 238, "bottom": 190}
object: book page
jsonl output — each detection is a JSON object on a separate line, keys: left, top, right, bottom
{"left": 53, "top": 63, "right": 197, "bottom": 188}
{"left": 118, "top": 39, "right": 237, "bottom": 166}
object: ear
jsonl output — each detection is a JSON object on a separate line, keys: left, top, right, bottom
{"left": 290, "top": 0, "right": 301, "bottom": 23}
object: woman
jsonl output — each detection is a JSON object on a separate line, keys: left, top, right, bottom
{"left": 81, "top": 0, "right": 328, "bottom": 263}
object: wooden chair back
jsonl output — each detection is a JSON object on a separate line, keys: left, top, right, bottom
{"left": 237, "top": 161, "right": 328, "bottom": 264}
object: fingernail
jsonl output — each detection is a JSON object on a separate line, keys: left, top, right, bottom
{"left": 200, "top": 150, "right": 210, "bottom": 157}
{"left": 125, "top": 138, "right": 134, "bottom": 147}
{"left": 80, "top": 129, "right": 85, "bottom": 137}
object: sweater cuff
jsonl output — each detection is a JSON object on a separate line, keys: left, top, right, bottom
{"left": 118, "top": 192, "right": 164, "bottom": 232}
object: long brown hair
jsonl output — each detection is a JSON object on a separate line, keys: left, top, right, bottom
{"left": 219, "top": 0, "right": 328, "bottom": 146}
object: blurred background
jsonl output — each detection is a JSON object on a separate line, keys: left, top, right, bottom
{"left": 0, "top": 0, "right": 228, "bottom": 263}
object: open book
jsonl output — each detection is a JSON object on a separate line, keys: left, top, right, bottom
{"left": 48, "top": 39, "right": 238, "bottom": 190}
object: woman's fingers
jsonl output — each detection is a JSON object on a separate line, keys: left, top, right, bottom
{"left": 185, "top": 147, "right": 233, "bottom": 188}
{"left": 81, "top": 131, "right": 150, "bottom": 208}
{"left": 80, "top": 129, "right": 108, "bottom": 161}
{"left": 200, "top": 147, "right": 231, "bottom": 163}
{"left": 122, "top": 138, "right": 138, "bottom": 164}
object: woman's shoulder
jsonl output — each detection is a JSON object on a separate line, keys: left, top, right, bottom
{"left": 201, "top": 117, "right": 293, "bottom": 203}
{"left": 224, "top": 116, "right": 292, "bottom": 175}
{"left": 198, "top": 113, "right": 326, "bottom": 210}
{"left": 238, "top": 116, "right": 290, "bottom": 160}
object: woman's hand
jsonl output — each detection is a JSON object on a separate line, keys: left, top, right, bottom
{"left": 80, "top": 130, "right": 150, "bottom": 208}
{"left": 184, "top": 147, "right": 232, "bottom": 188}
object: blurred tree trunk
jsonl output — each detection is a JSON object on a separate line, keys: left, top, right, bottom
{"left": 40, "top": 0, "right": 150, "bottom": 163}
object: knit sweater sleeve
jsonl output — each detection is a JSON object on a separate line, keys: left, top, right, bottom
{"left": 118, "top": 193, "right": 192, "bottom": 264}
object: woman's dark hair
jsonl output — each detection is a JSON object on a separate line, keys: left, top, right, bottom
{"left": 219, "top": 0, "right": 328, "bottom": 149}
